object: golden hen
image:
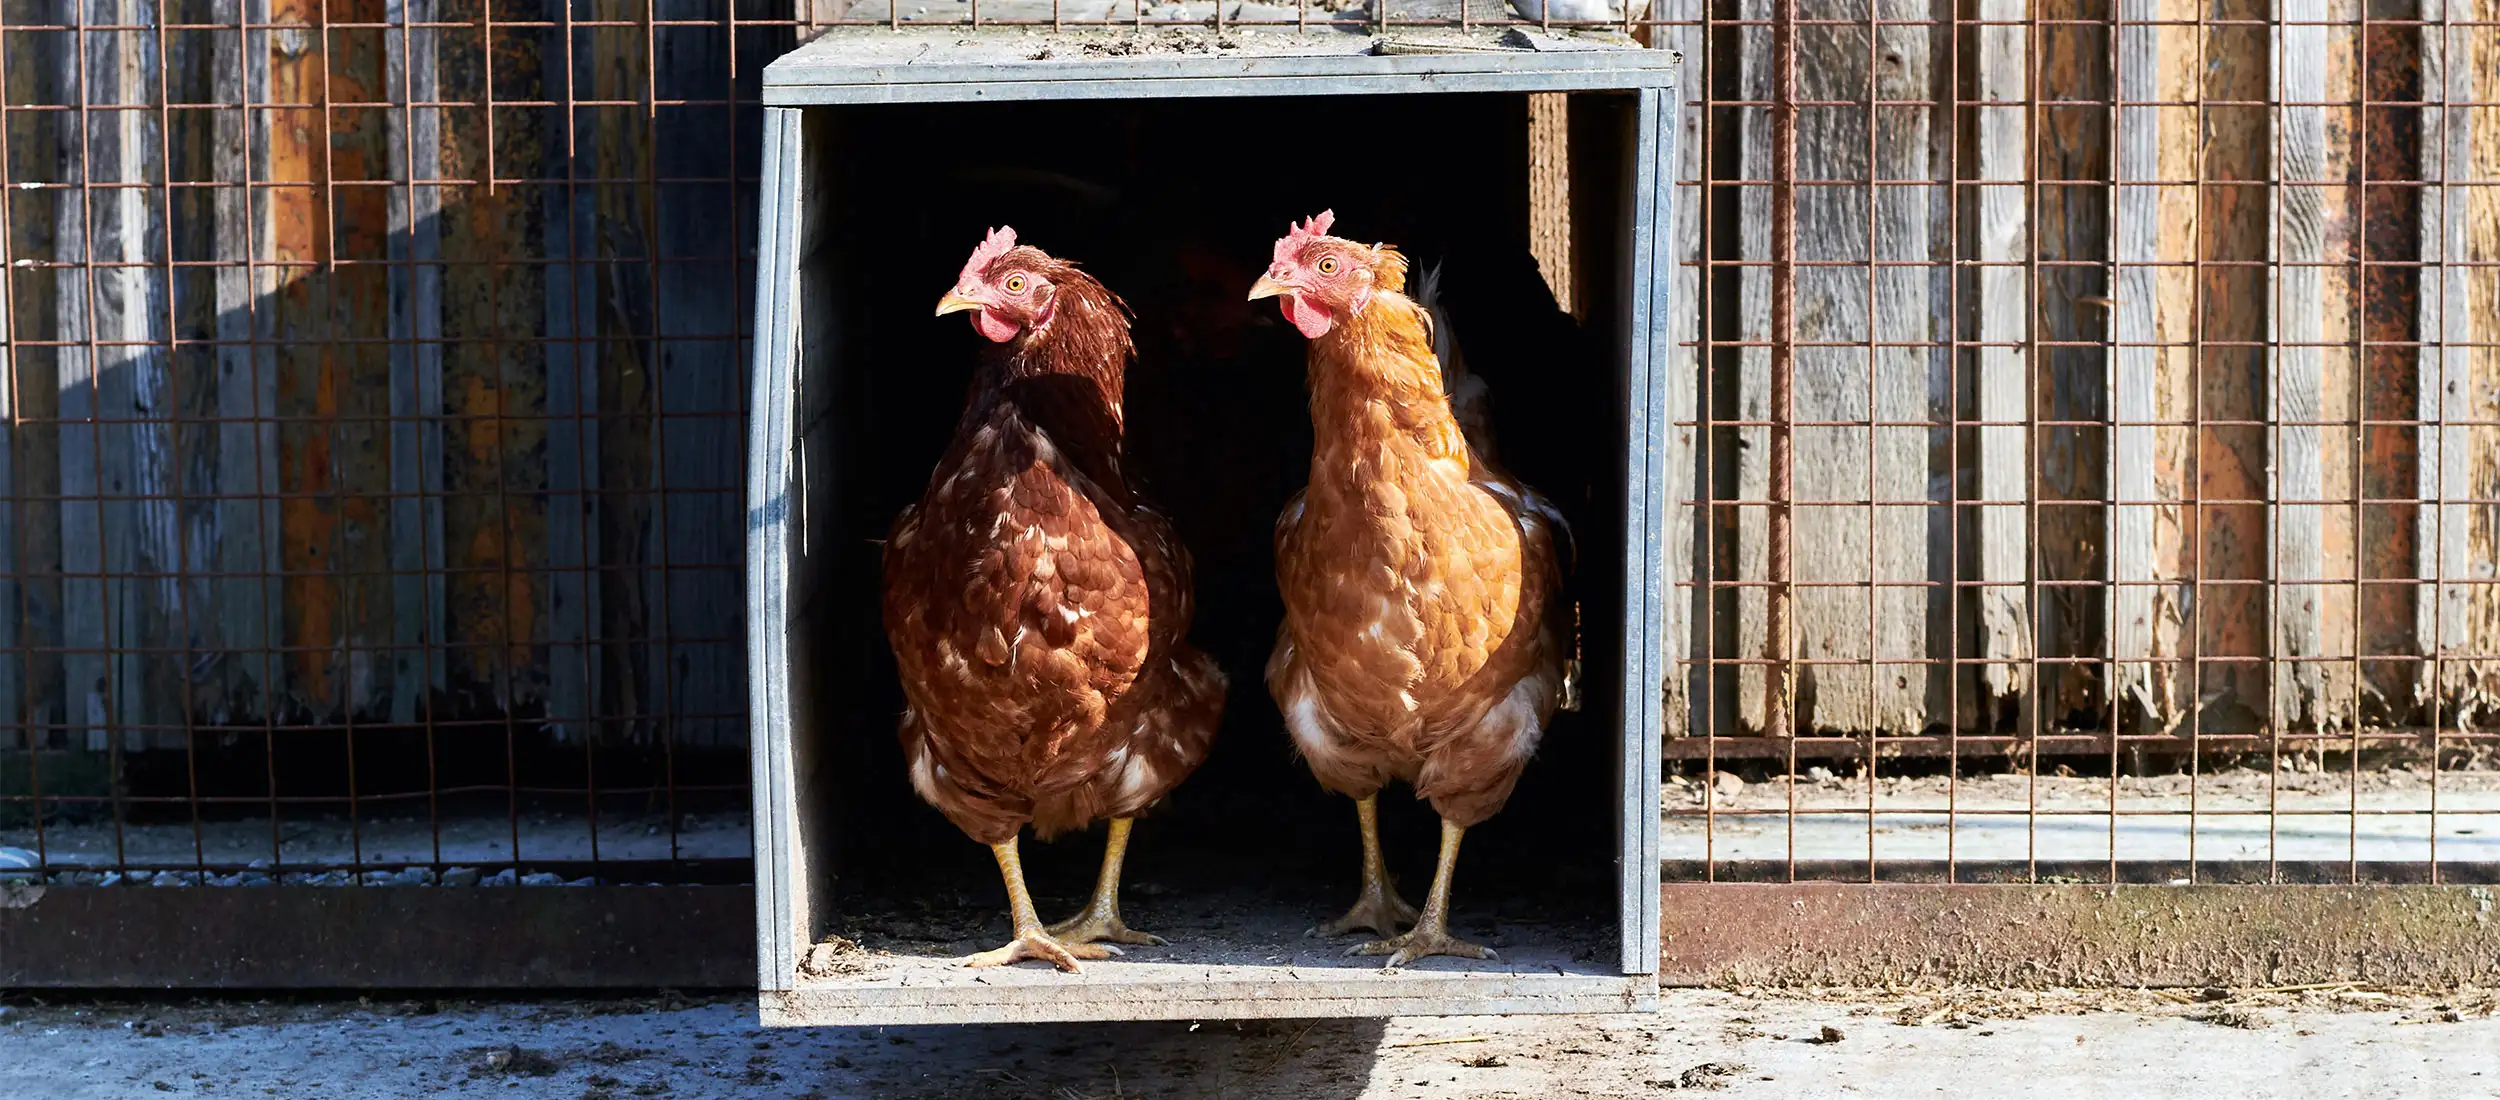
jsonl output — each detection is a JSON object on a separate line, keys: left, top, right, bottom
{"left": 1251, "top": 211, "right": 1577, "bottom": 968}
{"left": 886, "top": 227, "right": 1226, "bottom": 972}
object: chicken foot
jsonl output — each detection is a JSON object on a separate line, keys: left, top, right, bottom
{"left": 1348, "top": 816, "right": 1498, "bottom": 969}
{"left": 1309, "top": 795, "right": 1420, "bottom": 939}
{"left": 963, "top": 835, "right": 1120, "bottom": 973}
{"left": 1046, "top": 817, "right": 1167, "bottom": 948}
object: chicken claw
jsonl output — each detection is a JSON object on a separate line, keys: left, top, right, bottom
{"left": 966, "top": 835, "right": 1119, "bottom": 973}
{"left": 1348, "top": 927, "right": 1499, "bottom": 970}
{"left": 1345, "top": 817, "right": 1497, "bottom": 970}
{"left": 1308, "top": 882, "right": 1419, "bottom": 940}
{"left": 1046, "top": 817, "right": 1168, "bottom": 949}
{"left": 962, "top": 932, "right": 1120, "bottom": 973}
{"left": 1046, "top": 912, "right": 1166, "bottom": 948}
{"left": 1308, "top": 795, "right": 1420, "bottom": 939}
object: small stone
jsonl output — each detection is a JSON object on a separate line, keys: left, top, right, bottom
{"left": 152, "top": 871, "right": 200, "bottom": 887}
{"left": 1712, "top": 771, "right": 1744, "bottom": 800}
{"left": 1806, "top": 766, "right": 1834, "bottom": 784}
{"left": 128, "top": 870, "right": 155, "bottom": 884}
{"left": 440, "top": 867, "right": 481, "bottom": 888}
{"left": 248, "top": 858, "right": 273, "bottom": 871}
{"left": 1814, "top": 1025, "right": 1845, "bottom": 1044}
{"left": 239, "top": 873, "right": 274, "bottom": 887}
{"left": 361, "top": 871, "right": 394, "bottom": 886}
{"left": 567, "top": 876, "right": 598, "bottom": 887}
{"left": 483, "top": 869, "right": 518, "bottom": 888}
{"left": 521, "top": 872, "right": 563, "bottom": 887}
{"left": 99, "top": 872, "right": 124, "bottom": 887}
{"left": 390, "top": 867, "right": 433, "bottom": 887}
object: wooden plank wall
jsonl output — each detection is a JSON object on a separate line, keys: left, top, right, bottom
{"left": 2434, "top": 0, "right": 2500, "bottom": 720}
{"left": 1660, "top": 6, "right": 1703, "bottom": 737}
{"left": 0, "top": 4, "right": 2488, "bottom": 753}
{"left": 1780, "top": 0, "right": 1952, "bottom": 736}
{"left": 0, "top": 0, "right": 756, "bottom": 751}
{"left": 1695, "top": 0, "right": 2500, "bottom": 739}
{"left": 1969, "top": 0, "right": 2032, "bottom": 722}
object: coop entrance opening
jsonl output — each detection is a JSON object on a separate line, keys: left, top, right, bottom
{"left": 749, "top": 33, "right": 1678, "bottom": 1023}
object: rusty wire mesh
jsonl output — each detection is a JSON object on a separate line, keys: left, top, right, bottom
{"left": 0, "top": 0, "right": 791, "bottom": 886}
{"left": 1667, "top": 0, "right": 2500, "bottom": 885}
{"left": 3, "top": 0, "right": 2496, "bottom": 901}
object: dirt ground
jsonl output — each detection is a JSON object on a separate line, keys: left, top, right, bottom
{"left": 8, "top": 986, "right": 2499, "bottom": 1099}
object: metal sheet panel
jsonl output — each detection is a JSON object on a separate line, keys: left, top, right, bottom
{"left": 746, "top": 106, "right": 808, "bottom": 995}
{"left": 763, "top": 972, "right": 1655, "bottom": 1026}
{"left": 1617, "top": 81, "right": 1675, "bottom": 977}
{"left": 0, "top": 886, "right": 754, "bottom": 990}
{"left": 763, "top": 29, "right": 1678, "bottom": 104}
{"left": 749, "top": 59, "right": 1681, "bottom": 1023}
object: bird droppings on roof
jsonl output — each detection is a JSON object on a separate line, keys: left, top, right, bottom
{"left": 772, "top": 24, "right": 1648, "bottom": 70}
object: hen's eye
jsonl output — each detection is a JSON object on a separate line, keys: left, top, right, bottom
{"left": 1005, "top": 274, "right": 1027, "bottom": 293}
{"left": 1316, "top": 256, "right": 1339, "bottom": 276}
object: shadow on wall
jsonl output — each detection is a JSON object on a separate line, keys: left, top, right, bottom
{"left": 0, "top": 0, "right": 776, "bottom": 802}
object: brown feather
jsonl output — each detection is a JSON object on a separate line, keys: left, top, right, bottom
{"left": 884, "top": 250, "right": 1225, "bottom": 845}
{"left": 1267, "top": 255, "right": 1570, "bottom": 829}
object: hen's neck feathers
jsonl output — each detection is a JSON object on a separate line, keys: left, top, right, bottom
{"left": 979, "top": 271, "right": 1128, "bottom": 392}
{"left": 956, "top": 269, "right": 1136, "bottom": 496}
{"left": 1306, "top": 290, "right": 1471, "bottom": 467}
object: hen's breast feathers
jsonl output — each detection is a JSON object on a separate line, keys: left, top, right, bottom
{"left": 885, "top": 404, "right": 1195, "bottom": 769}
{"left": 1274, "top": 290, "right": 1569, "bottom": 741}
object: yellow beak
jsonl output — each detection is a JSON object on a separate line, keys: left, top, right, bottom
{"left": 1246, "top": 274, "right": 1289, "bottom": 302}
{"left": 934, "top": 289, "right": 982, "bottom": 317}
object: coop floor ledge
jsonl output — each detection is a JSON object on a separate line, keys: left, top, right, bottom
{"left": 765, "top": 883, "right": 1641, "bottom": 1024}
{"left": 764, "top": 916, "right": 1649, "bottom": 1025}
{"left": 766, "top": 964, "right": 1652, "bottom": 1025}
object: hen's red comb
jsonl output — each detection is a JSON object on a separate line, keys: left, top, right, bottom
{"left": 1272, "top": 210, "right": 1336, "bottom": 266}
{"left": 958, "top": 226, "right": 1018, "bottom": 285}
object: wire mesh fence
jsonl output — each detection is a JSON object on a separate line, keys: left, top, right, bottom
{"left": 2, "top": 0, "right": 2495, "bottom": 905}
{"left": 0, "top": 0, "right": 786, "bottom": 886}
{"left": 1665, "top": 0, "right": 2500, "bottom": 886}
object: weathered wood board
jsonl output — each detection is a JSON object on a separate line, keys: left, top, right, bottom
{"left": 0, "top": 0, "right": 755, "bottom": 754}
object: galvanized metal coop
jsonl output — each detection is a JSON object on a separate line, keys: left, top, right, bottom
{"left": 745, "top": 31, "right": 1682, "bottom": 1024}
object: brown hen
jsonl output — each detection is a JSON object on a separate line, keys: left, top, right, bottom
{"left": 887, "top": 227, "right": 1226, "bottom": 972}
{"left": 1251, "top": 211, "right": 1577, "bottom": 969}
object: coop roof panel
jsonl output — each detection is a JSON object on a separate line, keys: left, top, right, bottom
{"left": 764, "top": 27, "right": 1678, "bottom": 104}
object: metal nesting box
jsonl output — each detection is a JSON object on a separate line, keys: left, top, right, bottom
{"left": 747, "top": 27, "right": 1680, "bottom": 1025}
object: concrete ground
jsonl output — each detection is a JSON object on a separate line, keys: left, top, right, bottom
{"left": 7, "top": 987, "right": 2497, "bottom": 1099}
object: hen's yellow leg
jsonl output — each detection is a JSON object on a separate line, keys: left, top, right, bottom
{"left": 1349, "top": 817, "right": 1498, "bottom": 968}
{"left": 1309, "top": 795, "right": 1420, "bottom": 939}
{"left": 1047, "top": 817, "right": 1167, "bottom": 948}
{"left": 963, "top": 834, "right": 1118, "bottom": 973}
